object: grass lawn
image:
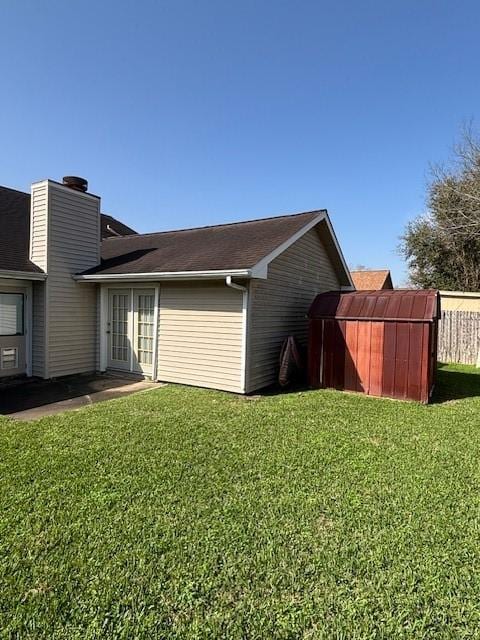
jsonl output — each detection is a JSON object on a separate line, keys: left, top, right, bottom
{"left": 1, "top": 364, "right": 480, "bottom": 639}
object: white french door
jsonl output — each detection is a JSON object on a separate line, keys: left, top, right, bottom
{"left": 107, "top": 288, "right": 156, "bottom": 376}
{"left": 132, "top": 290, "right": 155, "bottom": 375}
{"left": 108, "top": 289, "right": 130, "bottom": 371}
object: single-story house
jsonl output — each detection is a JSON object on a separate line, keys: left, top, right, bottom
{"left": 350, "top": 269, "right": 393, "bottom": 290}
{"left": 0, "top": 176, "right": 353, "bottom": 393}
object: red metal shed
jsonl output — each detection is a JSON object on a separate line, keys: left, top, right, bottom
{"left": 308, "top": 289, "right": 441, "bottom": 403}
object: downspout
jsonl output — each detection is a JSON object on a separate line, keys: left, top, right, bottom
{"left": 225, "top": 276, "right": 248, "bottom": 393}
{"left": 225, "top": 275, "right": 247, "bottom": 294}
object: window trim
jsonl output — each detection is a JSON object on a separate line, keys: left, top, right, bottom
{"left": 0, "top": 292, "right": 25, "bottom": 337}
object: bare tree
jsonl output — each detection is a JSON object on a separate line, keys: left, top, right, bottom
{"left": 430, "top": 126, "right": 480, "bottom": 240}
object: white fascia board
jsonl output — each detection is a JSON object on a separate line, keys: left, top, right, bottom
{"left": 73, "top": 268, "right": 254, "bottom": 283}
{"left": 0, "top": 270, "right": 47, "bottom": 281}
{"left": 251, "top": 213, "right": 327, "bottom": 277}
{"left": 250, "top": 211, "right": 353, "bottom": 286}
{"left": 250, "top": 264, "right": 269, "bottom": 279}
{"left": 323, "top": 213, "right": 354, "bottom": 288}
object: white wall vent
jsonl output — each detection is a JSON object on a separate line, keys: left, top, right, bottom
{"left": 1, "top": 347, "right": 18, "bottom": 370}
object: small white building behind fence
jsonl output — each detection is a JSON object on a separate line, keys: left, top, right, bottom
{"left": 439, "top": 291, "right": 480, "bottom": 367}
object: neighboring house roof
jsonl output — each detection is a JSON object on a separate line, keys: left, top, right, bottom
{"left": 350, "top": 269, "right": 393, "bottom": 290}
{"left": 0, "top": 185, "right": 137, "bottom": 274}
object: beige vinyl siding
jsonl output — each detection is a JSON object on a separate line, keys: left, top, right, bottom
{"left": 440, "top": 291, "right": 480, "bottom": 312}
{"left": 246, "top": 226, "right": 340, "bottom": 392}
{"left": 47, "top": 280, "right": 98, "bottom": 377}
{"left": 30, "top": 182, "right": 48, "bottom": 271}
{"left": 32, "top": 280, "right": 46, "bottom": 377}
{"left": 46, "top": 185, "right": 100, "bottom": 377}
{"left": 157, "top": 282, "right": 244, "bottom": 393}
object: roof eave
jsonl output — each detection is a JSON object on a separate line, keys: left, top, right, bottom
{"left": 73, "top": 209, "right": 352, "bottom": 285}
{"left": 250, "top": 211, "right": 354, "bottom": 287}
{"left": 73, "top": 268, "right": 257, "bottom": 283}
{"left": 0, "top": 269, "right": 47, "bottom": 281}
{"left": 250, "top": 212, "right": 326, "bottom": 276}
{"left": 323, "top": 214, "right": 354, "bottom": 288}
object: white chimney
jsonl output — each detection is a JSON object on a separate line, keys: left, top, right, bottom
{"left": 30, "top": 178, "right": 101, "bottom": 378}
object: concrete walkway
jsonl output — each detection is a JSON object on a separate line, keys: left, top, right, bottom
{"left": 0, "top": 373, "right": 160, "bottom": 420}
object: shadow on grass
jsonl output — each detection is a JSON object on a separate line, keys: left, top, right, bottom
{"left": 254, "top": 364, "right": 480, "bottom": 405}
{"left": 432, "top": 363, "right": 480, "bottom": 403}
{"left": 251, "top": 381, "right": 312, "bottom": 398}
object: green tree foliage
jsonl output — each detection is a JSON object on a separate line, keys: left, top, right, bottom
{"left": 401, "top": 130, "right": 480, "bottom": 291}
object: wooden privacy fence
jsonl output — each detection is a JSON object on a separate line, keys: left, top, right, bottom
{"left": 438, "top": 310, "right": 480, "bottom": 365}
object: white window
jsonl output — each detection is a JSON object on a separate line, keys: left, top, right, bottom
{"left": 0, "top": 293, "right": 24, "bottom": 336}
{"left": 1, "top": 348, "right": 18, "bottom": 370}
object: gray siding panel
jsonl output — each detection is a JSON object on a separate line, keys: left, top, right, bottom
{"left": 246, "top": 227, "right": 340, "bottom": 392}
{"left": 157, "top": 282, "right": 244, "bottom": 393}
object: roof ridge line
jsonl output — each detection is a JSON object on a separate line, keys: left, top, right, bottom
{"left": 0, "top": 185, "right": 29, "bottom": 196}
{"left": 102, "top": 209, "right": 326, "bottom": 241}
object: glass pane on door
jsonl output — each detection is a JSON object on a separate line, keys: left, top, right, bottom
{"left": 136, "top": 294, "right": 154, "bottom": 366}
{"left": 111, "top": 293, "right": 129, "bottom": 362}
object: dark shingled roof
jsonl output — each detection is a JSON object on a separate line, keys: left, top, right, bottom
{"left": 0, "top": 185, "right": 340, "bottom": 280}
{"left": 100, "top": 214, "right": 137, "bottom": 239}
{"left": 0, "top": 186, "right": 137, "bottom": 273}
{"left": 0, "top": 187, "right": 43, "bottom": 273}
{"left": 82, "top": 210, "right": 324, "bottom": 275}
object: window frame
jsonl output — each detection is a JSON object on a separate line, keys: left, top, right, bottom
{"left": 0, "top": 292, "right": 25, "bottom": 337}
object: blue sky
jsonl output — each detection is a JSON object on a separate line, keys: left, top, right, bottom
{"left": 1, "top": 1, "right": 479, "bottom": 284}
